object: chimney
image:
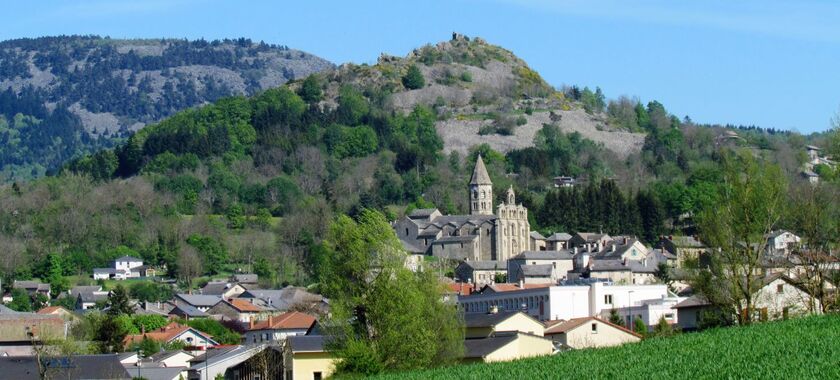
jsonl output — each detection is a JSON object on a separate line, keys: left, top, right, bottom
{"left": 518, "top": 279, "right": 524, "bottom": 289}
{"left": 249, "top": 316, "right": 254, "bottom": 330}
{"left": 268, "top": 314, "right": 274, "bottom": 327}
{"left": 574, "top": 247, "right": 579, "bottom": 254}
{"left": 612, "top": 244, "right": 616, "bottom": 252}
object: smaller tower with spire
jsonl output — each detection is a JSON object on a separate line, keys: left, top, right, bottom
{"left": 469, "top": 155, "right": 493, "bottom": 215}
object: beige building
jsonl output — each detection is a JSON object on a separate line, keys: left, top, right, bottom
{"left": 463, "top": 331, "right": 553, "bottom": 363}
{"left": 464, "top": 310, "right": 545, "bottom": 338}
{"left": 284, "top": 336, "right": 336, "bottom": 380}
{"left": 544, "top": 316, "right": 641, "bottom": 350}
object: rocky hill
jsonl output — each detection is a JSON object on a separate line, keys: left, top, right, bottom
{"left": 296, "top": 34, "right": 645, "bottom": 158}
{"left": 0, "top": 35, "right": 333, "bottom": 180}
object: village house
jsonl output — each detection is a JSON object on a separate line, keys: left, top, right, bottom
{"left": 284, "top": 336, "right": 337, "bottom": 380}
{"left": 454, "top": 260, "right": 506, "bottom": 286}
{"left": 173, "top": 293, "right": 222, "bottom": 312}
{"left": 764, "top": 230, "right": 801, "bottom": 257}
{"left": 93, "top": 255, "right": 153, "bottom": 280}
{"left": 529, "top": 231, "right": 546, "bottom": 251}
{"left": 659, "top": 236, "right": 707, "bottom": 268}
{"left": 231, "top": 274, "right": 259, "bottom": 286}
{"left": 12, "top": 280, "right": 51, "bottom": 298}
{"left": 545, "top": 232, "right": 573, "bottom": 251}
{"left": 207, "top": 298, "right": 266, "bottom": 327}
{"left": 673, "top": 274, "right": 821, "bottom": 331}
{"left": 189, "top": 345, "right": 273, "bottom": 380}
{"left": 607, "top": 296, "right": 684, "bottom": 329}
{"left": 464, "top": 309, "right": 545, "bottom": 338}
{"left": 671, "top": 296, "right": 714, "bottom": 331}
{"left": 201, "top": 281, "right": 248, "bottom": 298}
{"left": 36, "top": 306, "right": 76, "bottom": 322}
{"left": 123, "top": 350, "right": 193, "bottom": 380}
{"left": 168, "top": 303, "right": 208, "bottom": 320}
{"left": 123, "top": 322, "right": 217, "bottom": 351}
{"left": 749, "top": 273, "right": 820, "bottom": 321}
{"left": 244, "top": 311, "right": 317, "bottom": 344}
{"left": 569, "top": 233, "right": 613, "bottom": 253}
{"left": 134, "top": 300, "right": 175, "bottom": 316}
{"left": 223, "top": 345, "right": 285, "bottom": 380}
{"left": 507, "top": 251, "right": 574, "bottom": 285}
{"left": 238, "top": 287, "right": 325, "bottom": 313}
{"left": 393, "top": 156, "right": 532, "bottom": 262}
{"left": 0, "top": 313, "right": 67, "bottom": 356}
{"left": 71, "top": 286, "right": 110, "bottom": 310}
{"left": 543, "top": 316, "right": 641, "bottom": 350}
{"left": 462, "top": 331, "right": 554, "bottom": 364}
{"left": 460, "top": 282, "right": 670, "bottom": 322}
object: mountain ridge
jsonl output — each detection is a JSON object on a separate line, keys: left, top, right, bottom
{"left": 0, "top": 35, "right": 334, "bottom": 181}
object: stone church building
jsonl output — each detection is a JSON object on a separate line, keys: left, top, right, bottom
{"left": 394, "top": 155, "right": 531, "bottom": 261}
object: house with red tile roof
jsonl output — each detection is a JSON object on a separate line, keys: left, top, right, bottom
{"left": 243, "top": 311, "right": 317, "bottom": 344}
{"left": 207, "top": 298, "right": 265, "bottom": 327}
{"left": 123, "top": 322, "right": 217, "bottom": 350}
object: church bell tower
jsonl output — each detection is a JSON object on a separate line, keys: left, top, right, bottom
{"left": 469, "top": 155, "right": 493, "bottom": 215}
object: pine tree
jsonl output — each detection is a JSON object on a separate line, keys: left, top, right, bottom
{"left": 402, "top": 65, "right": 425, "bottom": 90}
{"left": 107, "top": 285, "right": 133, "bottom": 316}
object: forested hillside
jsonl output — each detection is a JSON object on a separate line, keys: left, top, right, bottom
{"left": 0, "top": 34, "right": 837, "bottom": 294}
{"left": 0, "top": 35, "right": 333, "bottom": 181}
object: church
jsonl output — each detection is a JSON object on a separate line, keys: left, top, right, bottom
{"left": 394, "top": 155, "right": 531, "bottom": 262}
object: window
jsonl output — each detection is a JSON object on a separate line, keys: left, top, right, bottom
{"left": 591, "top": 323, "right": 598, "bottom": 333}
{"left": 604, "top": 295, "right": 613, "bottom": 304}
{"left": 777, "top": 284, "right": 784, "bottom": 293}
{"left": 314, "top": 372, "right": 323, "bottom": 380}
{"left": 405, "top": 228, "right": 409, "bottom": 236}
{"left": 664, "top": 313, "right": 674, "bottom": 320}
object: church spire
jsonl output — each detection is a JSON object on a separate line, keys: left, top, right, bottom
{"left": 470, "top": 154, "right": 492, "bottom": 185}
{"left": 469, "top": 154, "right": 493, "bottom": 215}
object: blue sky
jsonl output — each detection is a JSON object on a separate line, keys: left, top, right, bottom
{"left": 3, "top": 0, "right": 839, "bottom": 133}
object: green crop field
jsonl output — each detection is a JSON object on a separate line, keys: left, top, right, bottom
{"left": 369, "top": 314, "right": 840, "bottom": 380}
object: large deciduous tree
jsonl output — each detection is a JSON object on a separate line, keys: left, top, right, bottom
{"left": 787, "top": 183, "right": 840, "bottom": 313}
{"left": 695, "top": 151, "right": 786, "bottom": 325}
{"left": 318, "top": 210, "right": 463, "bottom": 376}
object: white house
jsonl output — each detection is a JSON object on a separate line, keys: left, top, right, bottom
{"left": 123, "top": 322, "right": 218, "bottom": 351}
{"left": 93, "top": 256, "right": 148, "bottom": 280}
{"left": 459, "top": 282, "right": 670, "bottom": 321}
{"left": 604, "top": 296, "right": 684, "bottom": 330}
{"left": 764, "top": 230, "right": 801, "bottom": 257}
{"left": 750, "top": 274, "right": 820, "bottom": 320}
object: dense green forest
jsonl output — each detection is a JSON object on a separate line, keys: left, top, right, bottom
{"left": 1, "top": 35, "right": 838, "bottom": 293}
{"left": 0, "top": 35, "right": 333, "bottom": 181}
